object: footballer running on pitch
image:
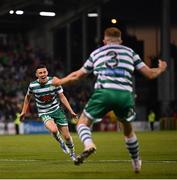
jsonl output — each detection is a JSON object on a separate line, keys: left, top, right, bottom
{"left": 20, "top": 65, "right": 77, "bottom": 162}
{"left": 53, "top": 27, "right": 167, "bottom": 172}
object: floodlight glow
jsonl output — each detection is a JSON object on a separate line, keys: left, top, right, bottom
{"left": 88, "top": 13, "right": 98, "bottom": 17}
{"left": 16, "top": 10, "right": 24, "bottom": 15}
{"left": 39, "top": 11, "right": 56, "bottom": 17}
{"left": 9, "top": 10, "right": 14, "bottom": 14}
{"left": 111, "top": 19, "right": 117, "bottom": 24}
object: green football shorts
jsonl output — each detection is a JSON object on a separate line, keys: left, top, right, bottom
{"left": 84, "top": 89, "right": 136, "bottom": 123}
{"left": 40, "top": 108, "right": 68, "bottom": 126}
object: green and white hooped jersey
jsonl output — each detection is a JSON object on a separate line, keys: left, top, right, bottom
{"left": 82, "top": 44, "right": 145, "bottom": 92}
{"left": 27, "top": 77, "right": 63, "bottom": 117}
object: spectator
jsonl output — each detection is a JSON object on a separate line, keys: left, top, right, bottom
{"left": 148, "top": 110, "right": 156, "bottom": 131}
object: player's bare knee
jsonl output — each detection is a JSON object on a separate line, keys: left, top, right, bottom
{"left": 49, "top": 127, "right": 58, "bottom": 134}
{"left": 62, "top": 134, "right": 71, "bottom": 141}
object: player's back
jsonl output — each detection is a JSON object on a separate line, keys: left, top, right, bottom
{"left": 90, "top": 44, "right": 137, "bottom": 92}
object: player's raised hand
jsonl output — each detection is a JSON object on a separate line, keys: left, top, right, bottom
{"left": 52, "top": 76, "right": 62, "bottom": 86}
{"left": 72, "top": 112, "right": 77, "bottom": 118}
{"left": 158, "top": 59, "right": 167, "bottom": 72}
{"left": 70, "top": 112, "right": 79, "bottom": 124}
{"left": 19, "top": 112, "right": 25, "bottom": 121}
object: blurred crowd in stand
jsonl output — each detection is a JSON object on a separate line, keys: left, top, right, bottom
{"left": 0, "top": 35, "right": 93, "bottom": 125}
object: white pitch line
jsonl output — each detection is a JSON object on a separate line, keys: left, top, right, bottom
{"left": 0, "top": 159, "right": 176, "bottom": 163}
{"left": 96, "top": 159, "right": 177, "bottom": 163}
{"left": 0, "top": 159, "right": 38, "bottom": 162}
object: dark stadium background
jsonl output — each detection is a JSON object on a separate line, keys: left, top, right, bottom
{"left": 0, "top": 0, "right": 176, "bottom": 134}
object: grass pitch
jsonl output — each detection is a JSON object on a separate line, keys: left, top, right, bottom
{"left": 0, "top": 131, "right": 176, "bottom": 179}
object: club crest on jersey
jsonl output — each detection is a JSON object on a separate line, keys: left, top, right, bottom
{"left": 39, "top": 94, "right": 53, "bottom": 102}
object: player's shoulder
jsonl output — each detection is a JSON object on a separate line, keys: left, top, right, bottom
{"left": 90, "top": 45, "right": 108, "bottom": 57}
{"left": 28, "top": 80, "right": 39, "bottom": 90}
{"left": 91, "top": 44, "right": 134, "bottom": 56}
{"left": 119, "top": 44, "right": 134, "bottom": 52}
{"left": 29, "top": 79, "right": 38, "bottom": 86}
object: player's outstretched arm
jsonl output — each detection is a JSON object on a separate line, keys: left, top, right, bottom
{"left": 53, "top": 68, "right": 87, "bottom": 86}
{"left": 20, "top": 94, "right": 31, "bottom": 121}
{"left": 139, "top": 59, "right": 167, "bottom": 79}
{"left": 59, "top": 92, "right": 77, "bottom": 117}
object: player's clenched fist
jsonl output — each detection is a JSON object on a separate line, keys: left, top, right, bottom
{"left": 52, "top": 76, "right": 62, "bottom": 86}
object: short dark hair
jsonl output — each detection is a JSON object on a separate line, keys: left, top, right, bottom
{"left": 35, "top": 64, "right": 47, "bottom": 71}
{"left": 104, "top": 27, "right": 121, "bottom": 38}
